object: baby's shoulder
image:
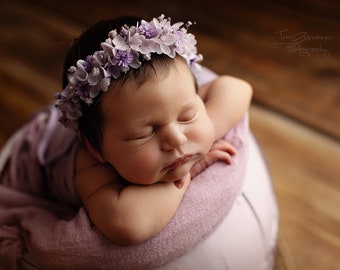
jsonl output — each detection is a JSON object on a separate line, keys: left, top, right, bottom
{"left": 75, "top": 144, "right": 99, "bottom": 176}
{"left": 74, "top": 144, "right": 122, "bottom": 202}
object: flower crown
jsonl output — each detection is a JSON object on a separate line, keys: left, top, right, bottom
{"left": 55, "top": 14, "right": 203, "bottom": 131}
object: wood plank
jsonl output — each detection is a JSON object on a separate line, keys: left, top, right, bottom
{"left": 250, "top": 105, "right": 340, "bottom": 270}
{"left": 0, "top": 59, "right": 56, "bottom": 138}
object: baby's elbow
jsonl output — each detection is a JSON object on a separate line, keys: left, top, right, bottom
{"left": 231, "top": 76, "right": 253, "bottom": 106}
{"left": 116, "top": 227, "right": 151, "bottom": 246}
{"left": 220, "top": 75, "right": 253, "bottom": 98}
{"left": 244, "top": 79, "right": 253, "bottom": 101}
{"left": 231, "top": 76, "right": 253, "bottom": 98}
{"left": 100, "top": 217, "right": 154, "bottom": 245}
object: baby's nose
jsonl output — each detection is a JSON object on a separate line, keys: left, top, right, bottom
{"left": 161, "top": 123, "right": 188, "bottom": 151}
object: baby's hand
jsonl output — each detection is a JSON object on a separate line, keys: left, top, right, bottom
{"left": 190, "top": 140, "right": 236, "bottom": 178}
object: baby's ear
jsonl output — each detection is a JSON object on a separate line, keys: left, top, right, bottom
{"left": 78, "top": 132, "right": 106, "bottom": 163}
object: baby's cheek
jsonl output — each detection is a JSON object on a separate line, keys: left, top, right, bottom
{"left": 191, "top": 120, "right": 215, "bottom": 153}
{"left": 133, "top": 152, "right": 158, "bottom": 168}
{"left": 118, "top": 153, "right": 160, "bottom": 185}
{"left": 129, "top": 150, "right": 161, "bottom": 175}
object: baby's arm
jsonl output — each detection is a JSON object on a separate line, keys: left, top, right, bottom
{"left": 191, "top": 75, "right": 252, "bottom": 176}
{"left": 75, "top": 145, "right": 190, "bottom": 245}
{"left": 199, "top": 75, "right": 253, "bottom": 140}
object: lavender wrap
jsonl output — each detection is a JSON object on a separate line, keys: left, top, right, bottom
{"left": 0, "top": 107, "right": 81, "bottom": 209}
{"left": 0, "top": 67, "right": 252, "bottom": 270}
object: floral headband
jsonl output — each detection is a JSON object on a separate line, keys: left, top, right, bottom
{"left": 55, "top": 14, "right": 203, "bottom": 131}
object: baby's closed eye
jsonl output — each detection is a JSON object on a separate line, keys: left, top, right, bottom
{"left": 127, "top": 127, "right": 157, "bottom": 141}
{"left": 178, "top": 109, "right": 198, "bottom": 123}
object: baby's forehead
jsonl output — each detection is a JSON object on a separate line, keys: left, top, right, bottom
{"left": 101, "top": 66, "right": 198, "bottom": 123}
{"left": 107, "top": 58, "right": 197, "bottom": 96}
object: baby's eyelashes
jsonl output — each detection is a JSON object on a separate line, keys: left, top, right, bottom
{"left": 126, "top": 127, "right": 158, "bottom": 141}
{"left": 178, "top": 111, "right": 198, "bottom": 123}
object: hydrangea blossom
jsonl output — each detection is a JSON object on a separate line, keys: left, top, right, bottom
{"left": 55, "top": 14, "right": 203, "bottom": 131}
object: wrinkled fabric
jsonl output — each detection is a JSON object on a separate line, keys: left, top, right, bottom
{"left": 0, "top": 107, "right": 81, "bottom": 209}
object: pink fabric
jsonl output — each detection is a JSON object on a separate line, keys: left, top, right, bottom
{"left": 0, "top": 67, "right": 249, "bottom": 270}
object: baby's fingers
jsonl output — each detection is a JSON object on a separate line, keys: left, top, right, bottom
{"left": 209, "top": 149, "right": 233, "bottom": 165}
{"left": 190, "top": 149, "right": 234, "bottom": 178}
{"left": 211, "top": 140, "right": 237, "bottom": 155}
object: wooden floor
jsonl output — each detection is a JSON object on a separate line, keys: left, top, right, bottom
{"left": 1, "top": 0, "right": 339, "bottom": 269}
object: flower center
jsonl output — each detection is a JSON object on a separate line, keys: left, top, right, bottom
{"left": 139, "top": 23, "right": 157, "bottom": 38}
{"left": 116, "top": 50, "right": 133, "bottom": 67}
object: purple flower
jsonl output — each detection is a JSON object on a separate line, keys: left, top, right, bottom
{"left": 88, "top": 67, "right": 102, "bottom": 85}
{"left": 139, "top": 21, "right": 158, "bottom": 38}
{"left": 107, "top": 65, "right": 121, "bottom": 79}
{"left": 99, "top": 77, "right": 111, "bottom": 91}
{"left": 112, "top": 49, "right": 140, "bottom": 70}
{"left": 116, "top": 50, "right": 133, "bottom": 68}
{"left": 89, "top": 85, "right": 101, "bottom": 98}
{"left": 112, "top": 35, "right": 129, "bottom": 50}
{"left": 84, "top": 56, "right": 94, "bottom": 72}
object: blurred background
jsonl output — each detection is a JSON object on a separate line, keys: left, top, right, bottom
{"left": 0, "top": 0, "right": 339, "bottom": 269}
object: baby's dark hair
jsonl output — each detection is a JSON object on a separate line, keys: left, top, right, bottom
{"left": 62, "top": 16, "right": 176, "bottom": 153}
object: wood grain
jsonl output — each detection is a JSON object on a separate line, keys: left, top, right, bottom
{"left": 250, "top": 106, "right": 340, "bottom": 270}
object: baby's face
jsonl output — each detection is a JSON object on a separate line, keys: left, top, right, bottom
{"left": 99, "top": 58, "right": 215, "bottom": 184}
